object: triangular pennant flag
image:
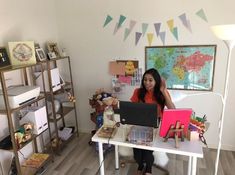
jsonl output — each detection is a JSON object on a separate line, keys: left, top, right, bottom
{"left": 159, "top": 32, "right": 166, "bottom": 45}
{"left": 179, "top": 13, "right": 188, "bottom": 26}
{"left": 172, "top": 27, "right": 178, "bottom": 41}
{"left": 196, "top": 9, "right": 208, "bottom": 22}
{"left": 154, "top": 23, "right": 161, "bottom": 36}
{"left": 135, "top": 32, "right": 142, "bottom": 45}
{"left": 103, "top": 15, "right": 113, "bottom": 27}
{"left": 129, "top": 20, "right": 137, "bottom": 31}
{"left": 147, "top": 33, "right": 154, "bottom": 46}
{"left": 124, "top": 28, "right": 131, "bottom": 41}
{"left": 142, "top": 23, "right": 149, "bottom": 36}
{"left": 179, "top": 13, "right": 192, "bottom": 33}
{"left": 118, "top": 15, "right": 126, "bottom": 28}
{"left": 167, "top": 19, "right": 174, "bottom": 32}
{"left": 113, "top": 23, "right": 121, "bottom": 35}
{"left": 186, "top": 19, "right": 192, "bottom": 33}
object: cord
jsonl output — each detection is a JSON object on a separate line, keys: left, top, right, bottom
{"left": 95, "top": 122, "right": 120, "bottom": 175}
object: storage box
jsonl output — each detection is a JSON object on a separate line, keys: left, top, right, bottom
{"left": 20, "top": 106, "right": 48, "bottom": 135}
{"left": 34, "top": 68, "right": 61, "bottom": 92}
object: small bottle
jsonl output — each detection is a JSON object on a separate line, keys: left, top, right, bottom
{"left": 103, "top": 106, "right": 115, "bottom": 126}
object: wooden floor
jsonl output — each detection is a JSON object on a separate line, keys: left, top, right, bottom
{"left": 43, "top": 133, "right": 235, "bottom": 175}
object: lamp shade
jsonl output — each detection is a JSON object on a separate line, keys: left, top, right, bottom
{"left": 211, "top": 24, "right": 235, "bottom": 40}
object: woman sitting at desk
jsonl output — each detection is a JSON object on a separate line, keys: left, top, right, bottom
{"left": 130, "top": 68, "right": 175, "bottom": 175}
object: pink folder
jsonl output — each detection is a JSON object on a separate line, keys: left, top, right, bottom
{"left": 159, "top": 109, "right": 192, "bottom": 137}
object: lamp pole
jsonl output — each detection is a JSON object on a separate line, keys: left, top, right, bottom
{"left": 211, "top": 24, "right": 235, "bottom": 175}
{"left": 214, "top": 39, "right": 234, "bottom": 175}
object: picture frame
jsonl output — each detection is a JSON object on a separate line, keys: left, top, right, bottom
{"left": 116, "top": 60, "right": 139, "bottom": 76}
{"left": 46, "top": 42, "right": 61, "bottom": 58}
{"left": 0, "top": 47, "right": 11, "bottom": 68}
{"left": 8, "top": 41, "right": 36, "bottom": 66}
{"left": 35, "top": 48, "right": 47, "bottom": 61}
{"left": 47, "top": 52, "right": 57, "bottom": 60}
{"left": 145, "top": 45, "right": 217, "bottom": 91}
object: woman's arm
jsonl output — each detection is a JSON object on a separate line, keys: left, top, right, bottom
{"left": 160, "top": 78, "right": 175, "bottom": 109}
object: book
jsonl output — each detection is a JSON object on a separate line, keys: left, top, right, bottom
{"left": 97, "top": 125, "right": 117, "bottom": 138}
{"left": 22, "top": 153, "right": 49, "bottom": 168}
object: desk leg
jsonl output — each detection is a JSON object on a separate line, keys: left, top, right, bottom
{"left": 187, "top": 156, "right": 192, "bottom": 175}
{"left": 115, "top": 145, "right": 119, "bottom": 170}
{"left": 191, "top": 157, "right": 197, "bottom": 175}
{"left": 98, "top": 142, "right": 105, "bottom": 175}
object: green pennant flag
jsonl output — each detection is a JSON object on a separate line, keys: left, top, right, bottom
{"left": 103, "top": 15, "right": 113, "bottom": 27}
{"left": 196, "top": 9, "right": 208, "bottom": 22}
{"left": 118, "top": 15, "right": 126, "bottom": 28}
{"left": 172, "top": 27, "right": 178, "bottom": 41}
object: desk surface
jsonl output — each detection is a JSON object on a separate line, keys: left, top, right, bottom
{"left": 92, "top": 125, "right": 203, "bottom": 158}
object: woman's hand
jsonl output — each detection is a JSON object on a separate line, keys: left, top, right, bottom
{"left": 160, "top": 78, "right": 167, "bottom": 93}
{"left": 160, "top": 77, "right": 176, "bottom": 109}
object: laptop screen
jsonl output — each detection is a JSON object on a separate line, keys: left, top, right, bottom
{"left": 119, "top": 101, "right": 158, "bottom": 128}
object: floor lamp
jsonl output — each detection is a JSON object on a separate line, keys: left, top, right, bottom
{"left": 211, "top": 24, "right": 235, "bottom": 175}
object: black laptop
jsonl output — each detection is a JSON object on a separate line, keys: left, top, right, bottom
{"left": 119, "top": 101, "right": 158, "bottom": 128}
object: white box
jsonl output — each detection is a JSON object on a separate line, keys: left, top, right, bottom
{"left": 34, "top": 68, "right": 61, "bottom": 92}
{"left": 20, "top": 106, "right": 48, "bottom": 135}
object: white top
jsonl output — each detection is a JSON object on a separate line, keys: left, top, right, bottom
{"left": 92, "top": 125, "right": 203, "bottom": 158}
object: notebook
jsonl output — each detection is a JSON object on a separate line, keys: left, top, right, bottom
{"left": 159, "top": 108, "right": 192, "bottom": 137}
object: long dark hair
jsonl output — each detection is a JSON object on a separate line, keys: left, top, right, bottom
{"left": 138, "top": 68, "right": 165, "bottom": 111}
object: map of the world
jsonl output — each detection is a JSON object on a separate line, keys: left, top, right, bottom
{"left": 146, "top": 45, "right": 216, "bottom": 90}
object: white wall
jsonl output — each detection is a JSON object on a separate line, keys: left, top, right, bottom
{"left": 54, "top": 0, "right": 235, "bottom": 150}
{"left": 0, "top": 0, "right": 58, "bottom": 170}
{"left": 0, "top": 0, "right": 235, "bottom": 150}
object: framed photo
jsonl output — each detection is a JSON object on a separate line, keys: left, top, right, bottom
{"left": 36, "top": 48, "right": 47, "bottom": 61}
{"left": 47, "top": 42, "right": 61, "bottom": 58}
{"left": 145, "top": 45, "right": 217, "bottom": 91}
{"left": 116, "top": 60, "right": 139, "bottom": 76}
{"left": 8, "top": 41, "right": 36, "bottom": 66}
{"left": 47, "top": 52, "right": 57, "bottom": 60}
{"left": 0, "top": 47, "right": 11, "bottom": 68}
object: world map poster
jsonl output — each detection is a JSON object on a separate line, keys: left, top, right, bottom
{"left": 145, "top": 45, "right": 216, "bottom": 91}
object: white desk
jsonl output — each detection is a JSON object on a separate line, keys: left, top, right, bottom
{"left": 92, "top": 125, "right": 203, "bottom": 175}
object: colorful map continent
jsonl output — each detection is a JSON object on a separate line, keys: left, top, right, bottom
{"left": 173, "top": 51, "right": 213, "bottom": 79}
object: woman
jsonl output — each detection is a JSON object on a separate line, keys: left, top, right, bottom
{"left": 130, "top": 68, "right": 175, "bottom": 175}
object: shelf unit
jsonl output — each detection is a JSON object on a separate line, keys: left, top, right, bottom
{"left": 43, "top": 56, "right": 79, "bottom": 152}
{"left": 0, "top": 63, "right": 52, "bottom": 175}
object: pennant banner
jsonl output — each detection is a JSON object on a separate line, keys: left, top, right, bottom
{"left": 124, "top": 28, "right": 131, "bottom": 41}
{"left": 147, "top": 33, "right": 154, "bottom": 46}
{"left": 179, "top": 13, "right": 192, "bottom": 33}
{"left": 103, "top": 8, "right": 208, "bottom": 46}
{"left": 159, "top": 32, "right": 166, "bottom": 45}
{"left": 103, "top": 15, "right": 113, "bottom": 27}
{"left": 167, "top": 19, "right": 174, "bottom": 32}
{"left": 142, "top": 23, "right": 149, "bottom": 36}
{"left": 135, "top": 32, "right": 142, "bottom": 45}
{"left": 196, "top": 9, "right": 208, "bottom": 22}
{"left": 118, "top": 15, "right": 127, "bottom": 28}
{"left": 154, "top": 23, "right": 161, "bottom": 36}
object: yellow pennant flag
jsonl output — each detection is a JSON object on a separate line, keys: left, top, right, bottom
{"left": 147, "top": 33, "right": 154, "bottom": 46}
{"left": 167, "top": 19, "right": 174, "bottom": 32}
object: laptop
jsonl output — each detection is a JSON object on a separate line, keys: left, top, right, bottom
{"left": 119, "top": 101, "right": 158, "bottom": 128}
